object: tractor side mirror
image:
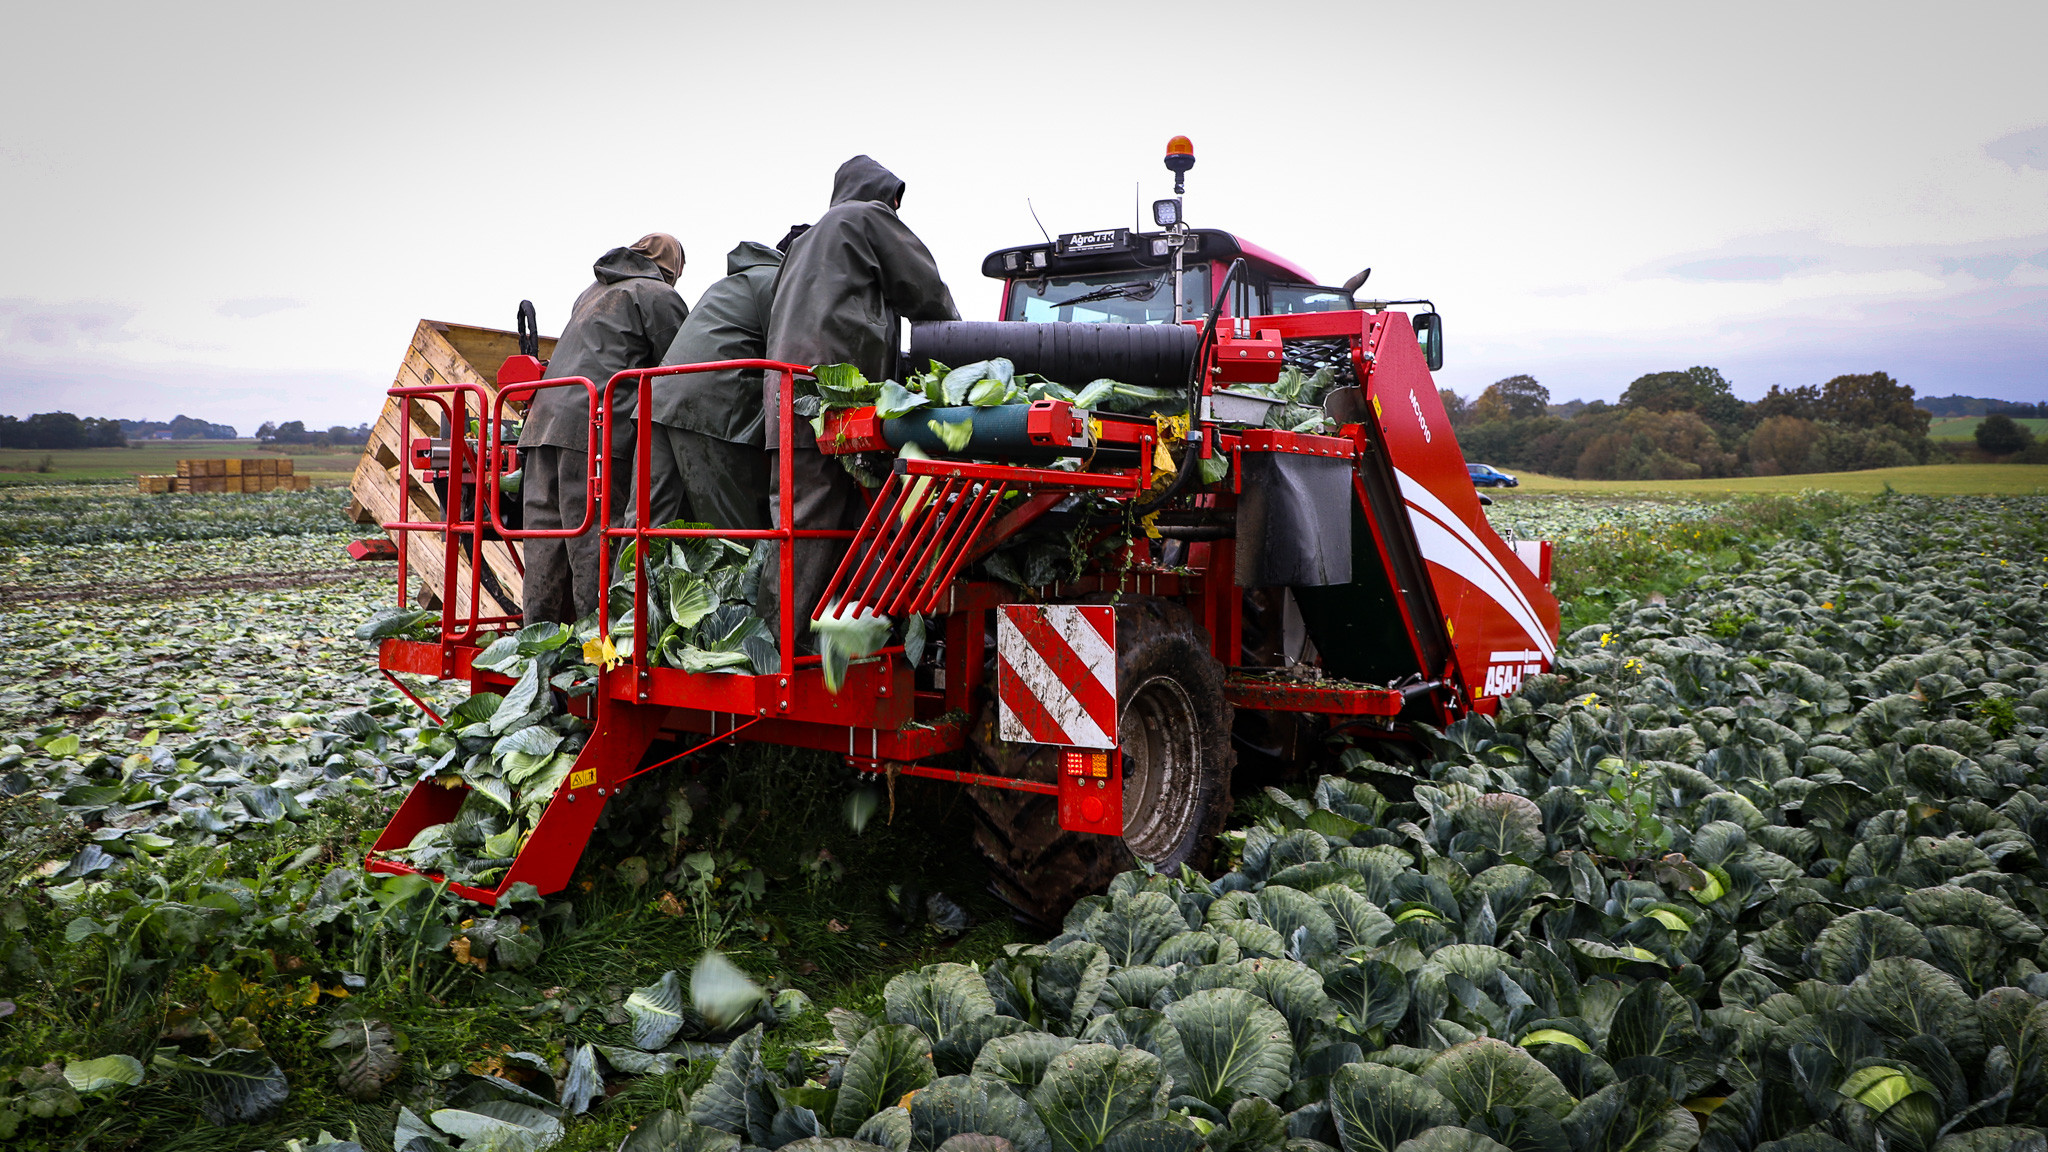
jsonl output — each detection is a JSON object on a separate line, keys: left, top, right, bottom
{"left": 1413, "top": 312, "right": 1444, "bottom": 371}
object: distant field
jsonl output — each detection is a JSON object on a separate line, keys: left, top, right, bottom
{"left": 0, "top": 440, "right": 360, "bottom": 487}
{"left": 1513, "top": 463, "right": 2048, "bottom": 495}
{"left": 1927, "top": 415, "right": 2048, "bottom": 441}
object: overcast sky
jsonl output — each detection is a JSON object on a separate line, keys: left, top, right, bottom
{"left": 3, "top": 0, "right": 2044, "bottom": 433}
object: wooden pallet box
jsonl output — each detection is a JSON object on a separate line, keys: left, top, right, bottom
{"left": 292, "top": 475, "right": 311, "bottom": 492}
{"left": 277, "top": 457, "right": 294, "bottom": 477}
{"left": 347, "top": 320, "right": 556, "bottom": 620}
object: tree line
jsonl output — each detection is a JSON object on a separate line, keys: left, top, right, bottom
{"left": 1443, "top": 369, "right": 2044, "bottom": 481}
{"left": 0, "top": 412, "right": 129, "bottom": 449}
{"left": 122, "top": 415, "right": 239, "bottom": 440}
{"left": 0, "top": 413, "right": 249, "bottom": 449}
{"left": 256, "top": 421, "right": 371, "bottom": 449}
{"left": 1918, "top": 394, "right": 2048, "bottom": 419}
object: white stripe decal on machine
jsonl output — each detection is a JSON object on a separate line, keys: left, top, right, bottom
{"left": 1396, "top": 471, "right": 1556, "bottom": 660}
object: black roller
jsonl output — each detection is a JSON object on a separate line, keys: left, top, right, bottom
{"left": 906, "top": 321, "right": 1197, "bottom": 391}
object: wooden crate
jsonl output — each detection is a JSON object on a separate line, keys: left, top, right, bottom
{"left": 137, "top": 475, "right": 174, "bottom": 494}
{"left": 347, "top": 320, "right": 556, "bottom": 620}
{"left": 278, "top": 457, "right": 294, "bottom": 477}
{"left": 175, "top": 460, "right": 193, "bottom": 478}
{"left": 292, "top": 475, "right": 311, "bottom": 492}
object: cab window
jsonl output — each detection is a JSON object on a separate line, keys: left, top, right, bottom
{"left": 1005, "top": 265, "right": 1212, "bottom": 324}
{"left": 1268, "top": 283, "right": 1354, "bottom": 314}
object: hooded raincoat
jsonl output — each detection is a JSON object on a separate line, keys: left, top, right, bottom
{"left": 518, "top": 236, "right": 688, "bottom": 625}
{"left": 763, "top": 156, "right": 959, "bottom": 427}
{"left": 653, "top": 241, "right": 781, "bottom": 443}
{"left": 760, "top": 157, "right": 959, "bottom": 644}
{"left": 630, "top": 241, "right": 784, "bottom": 531}
{"left": 521, "top": 238, "right": 688, "bottom": 455}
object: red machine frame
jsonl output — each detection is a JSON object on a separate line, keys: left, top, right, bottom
{"left": 366, "top": 307, "right": 1558, "bottom": 904}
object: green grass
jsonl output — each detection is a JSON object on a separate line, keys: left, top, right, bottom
{"left": 1535, "top": 491, "right": 1859, "bottom": 630}
{"left": 0, "top": 442, "right": 360, "bottom": 488}
{"left": 1926, "top": 415, "right": 2048, "bottom": 441}
{"left": 1514, "top": 463, "right": 2048, "bottom": 495}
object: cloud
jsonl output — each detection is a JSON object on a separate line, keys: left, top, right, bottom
{"left": 0, "top": 355, "right": 386, "bottom": 431}
{"left": 1665, "top": 255, "right": 1821, "bottom": 283}
{"left": 1439, "top": 280, "right": 2048, "bottom": 405}
{"left": 1985, "top": 124, "right": 2048, "bottom": 172}
{"left": 0, "top": 299, "right": 138, "bottom": 347}
{"left": 1636, "top": 231, "right": 2048, "bottom": 288}
{"left": 216, "top": 296, "right": 305, "bottom": 319}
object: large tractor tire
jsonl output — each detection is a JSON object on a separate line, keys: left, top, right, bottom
{"left": 967, "top": 597, "right": 1236, "bottom": 929}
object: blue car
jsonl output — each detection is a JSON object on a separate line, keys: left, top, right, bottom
{"left": 1467, "top": 462, "right": 1518, "bottom": 488}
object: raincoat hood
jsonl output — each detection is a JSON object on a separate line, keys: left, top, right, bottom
{"left": 726, "top": 240, "right": 783, "bottom": 275}
{"left": 594, "top": 233, "right": 684, "bottom": 286}
{"left": 518, "top": 241, "right": 688, "bottom": 452}
{"left": 829, "top": 156, "right": 905, "bottom": 208}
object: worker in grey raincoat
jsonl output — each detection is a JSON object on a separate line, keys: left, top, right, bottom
{"left": 518, "top": 233, "right": 688, "bottom": 625}
{"left": 636, "top": 232, "right": 800, "bottom": 532}
{"left": 763, "top": 157, "right": 958, "bottom": 643}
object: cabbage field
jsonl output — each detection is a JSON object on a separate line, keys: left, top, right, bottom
{"left": 3, "top": 490, "right": 2047, "bottom": 1152}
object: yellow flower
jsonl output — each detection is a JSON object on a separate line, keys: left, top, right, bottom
{"left": 1582, "top": 693, "right": 1598, "bottom": 706}
{"left": 1820, "top": 601, "right": 1833, "bottom": 610}
{"left": 583, "top": 635, "right": 622, "bottom": 671}
{"left": 1600, "top": 632, "right": 1613, "bottom": 647}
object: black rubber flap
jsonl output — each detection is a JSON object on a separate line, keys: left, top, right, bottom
{"left": 907, "top": 321, "right": 1197, "bottom": 392}
{"left": 1234, "top": 452, "right": 1353, "bottom": 587}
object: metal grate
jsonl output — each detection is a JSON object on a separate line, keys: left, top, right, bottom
{"left": 813, "top": 469, "right": 1009, "bottom": 621}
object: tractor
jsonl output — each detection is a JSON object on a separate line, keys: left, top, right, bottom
{"left": 365, "top": 138, "right": 1560, "bottom": 925}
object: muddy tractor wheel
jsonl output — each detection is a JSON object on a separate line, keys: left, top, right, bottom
{"left": 968, "top": 597, "right": 1236, "bottom": 928}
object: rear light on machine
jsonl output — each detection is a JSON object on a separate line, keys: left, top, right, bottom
{"left": 1062, "top": 750, "right": 1110, "bottom": 778}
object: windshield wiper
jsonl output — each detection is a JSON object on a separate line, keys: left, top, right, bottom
{"left": 1052, "top": 276, "right": 1164, "bottom": 309}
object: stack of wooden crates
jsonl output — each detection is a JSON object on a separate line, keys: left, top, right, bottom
{"left": 138, "top": 458, "right": 312, "bottom": 493}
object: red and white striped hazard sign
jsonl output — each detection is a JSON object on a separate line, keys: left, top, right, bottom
{"left": 997, "top": 605, "right": 1117, "bottom": 749}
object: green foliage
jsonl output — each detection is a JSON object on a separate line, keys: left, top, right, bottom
{"left": 0, "top": 486, "right": 361, "bottom": 545}
{"left": 637, "top": 491, "right": 2048, "bottom": 1152}
{"left": 1453, "top": 367, "right": 1939, "bottom": 480}
{"left": 1579, "top": 760, "right": 1672, "bottom": 863}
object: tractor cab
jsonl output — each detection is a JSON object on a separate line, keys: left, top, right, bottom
{"left": 983, "top": 228, "right": 1356, "bottom": 326}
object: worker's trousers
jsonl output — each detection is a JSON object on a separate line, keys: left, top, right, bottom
{"left": 520, "top": 445, "right": 611, "bottom": 626}
{"left": 628, "top": 423, "right": 770, "bottom": 532}
{"left": 760, "top": 420, "right": 865, "bottom": 651}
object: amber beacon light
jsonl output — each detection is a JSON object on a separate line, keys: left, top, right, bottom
{"left": 1164, "top": 135, "right": 1195, "bottom": 193}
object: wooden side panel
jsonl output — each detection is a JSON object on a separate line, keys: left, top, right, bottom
{"left": 348, "top": 320, "right": 556, "bottom": 623}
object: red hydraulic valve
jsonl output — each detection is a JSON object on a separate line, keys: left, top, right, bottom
{"left": 1213, "top": 328, "right": 1285, "bottom": 384}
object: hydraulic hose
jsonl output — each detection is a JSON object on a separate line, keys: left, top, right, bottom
{"left": 1133, "top": 257, "right": 1244, "bottom": 517}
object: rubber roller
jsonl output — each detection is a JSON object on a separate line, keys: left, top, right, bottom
{"left": 881, "top": 405, "right": 1037, "bottom": 455}
{"left": 906, "top": 321, "right": 1197, "bottom": 393}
